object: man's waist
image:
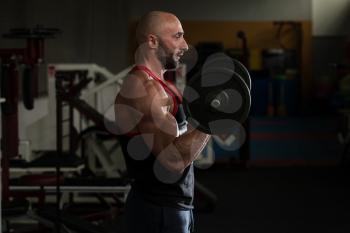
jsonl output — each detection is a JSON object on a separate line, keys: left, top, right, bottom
{"left": 130, "top": 185, "right": 194, "bottom": 210}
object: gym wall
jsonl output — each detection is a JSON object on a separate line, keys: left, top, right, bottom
{"left": 128, "top": 0, "right": 311, "bottom": 21}
{"left": 0, "top": 0, "right": 130, "bottom": 95}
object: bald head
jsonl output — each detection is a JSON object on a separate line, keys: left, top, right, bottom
{"left": 136, "top": 11, "right": 180, "bottom": 44}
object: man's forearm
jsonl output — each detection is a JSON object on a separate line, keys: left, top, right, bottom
{"left": 173, "top": 128, "right": 211, "bottom": 166}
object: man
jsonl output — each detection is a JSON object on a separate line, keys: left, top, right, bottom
{"left": 115, "top": 11, "right": 210, "bottom": 233}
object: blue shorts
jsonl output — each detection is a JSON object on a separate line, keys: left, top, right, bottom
{"left": 125, "top": 190, "right": 194, "bottom": 233}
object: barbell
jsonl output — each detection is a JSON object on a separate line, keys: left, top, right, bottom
{"left": 182, "top": 53, "right": 251, "bottom": 135}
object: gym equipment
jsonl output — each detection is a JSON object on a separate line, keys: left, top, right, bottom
{"left": 3, "top": 203, "right": 116, "bottom": 233}
{"left": 183, "top": 55, "right": 251, "bottom": 134}
{"left": 202, "top": 52, "right": 251, "bottom": 90}
{"left": 2, "top": 199, "right": 31, "bottom": 232}
{"left": 2, "top": 25, "right": 61, "bottom": 110}
{"left": 236, "top": 30, "right": 251, "bottom": 165}
{"left": 52, "top": 67, "right": 133, "bottom": 232}
{"left": 47, "top": 64, "right": 132, "bottom": 177}
{"left": 10, "top": 177, "right": 130, "bottom": 197}
{"left": 22, "top": 66, "right": 34, "bottom": 109}
{"left": 1, "top": 26, "right": 60, "bottom": 203}
{"left": 9, "top": 150, "right": 85, "bottom": 173}
{"left": 80, "top": 127, "right": 125, "bottom": 177}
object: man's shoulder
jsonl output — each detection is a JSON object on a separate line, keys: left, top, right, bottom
{"left": 118, "top": 70, "right": 162, "bottom": 100}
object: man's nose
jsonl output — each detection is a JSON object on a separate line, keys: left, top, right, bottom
{"left": 182, "top": 38, "right": 189, "bottom": 52}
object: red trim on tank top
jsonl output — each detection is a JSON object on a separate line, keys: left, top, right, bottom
{"left": 165, "top": 80, "right": 183, "bottom": 103}
{"left": 132, "top": 65, "right": 181, "bottom": 116}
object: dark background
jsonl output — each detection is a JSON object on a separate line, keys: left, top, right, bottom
{"left": 1, "top": 0, "right": 350, "bottom": 232}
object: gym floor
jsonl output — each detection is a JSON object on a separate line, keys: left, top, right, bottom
{"left": 194, "top": 166, "right": 350, "bottom": 233}
{"left": 108, "top": 165, "right": 350, "bottom": 233}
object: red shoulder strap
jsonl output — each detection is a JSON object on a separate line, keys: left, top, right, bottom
{"left": 132, "top": 65, "right": 181, "bottom": 116}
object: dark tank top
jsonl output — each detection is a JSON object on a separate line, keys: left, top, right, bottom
{"left": 119, "top": 65, "right": 194, "bottom": 210}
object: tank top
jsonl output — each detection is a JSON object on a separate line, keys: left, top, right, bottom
{"left": 119, "top": 65, "right": 194, "bottom": 210}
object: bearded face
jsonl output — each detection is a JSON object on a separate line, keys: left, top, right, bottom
{"left": 156, "top": 38, "right": 178, "bottom": 70}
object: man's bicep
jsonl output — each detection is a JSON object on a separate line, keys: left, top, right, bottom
{"left": 136, "top": 92, "right": 179, "bottom": 156}
{"left": 136, "top": 102, "right": 179, "bottom": 141}
{"left": 135, "top": 83, "right": 177, "bottom": 136}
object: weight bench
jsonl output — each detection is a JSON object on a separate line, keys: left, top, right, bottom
{"left": 10, "top": 150, "right": 85, "bottom": 173}
{"left": 10, "top": 177, "right": 131, "bottom": 207}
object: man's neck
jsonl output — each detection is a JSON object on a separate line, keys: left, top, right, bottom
{"left": 135, "top": 51, "right": 166, "bottom": 80}
{"left": 142, "top": 62, "right": 166, "bottom": 80}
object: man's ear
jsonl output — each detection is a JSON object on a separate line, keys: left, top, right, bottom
{"left": 148, "top": 34, "right": 158, "bottom": 49}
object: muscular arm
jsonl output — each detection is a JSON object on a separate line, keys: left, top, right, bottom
{"left": 171, "top": 125, "right": 211, "bottom": 171}
{"left": 115, "top": 72, "right": 210, "bottom": 173}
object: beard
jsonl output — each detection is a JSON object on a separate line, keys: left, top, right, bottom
{"left": 157, "top": 39, "right": 178, "bottom": 70}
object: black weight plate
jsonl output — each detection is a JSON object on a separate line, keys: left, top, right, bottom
{"left": 232, "top": 59, "right": 251, "bottom": 90}
{"left": 201, "top": 53, "right": 251, "bottom": 90}
{"left": 183, "top": 67, "right": 251, "bottom": 134}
